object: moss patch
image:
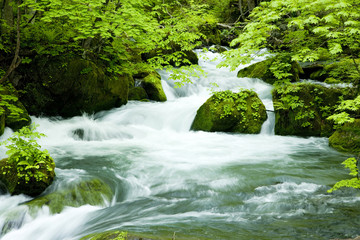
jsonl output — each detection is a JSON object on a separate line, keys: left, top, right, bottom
{"left": 128, "top": 87, "right": 148, "bottom": 101}
{"left": 17, "top": 55, "right": 130, "bottom": 117}
{"left": 26, "top": 178, "right": 113, "bottom": 214}
{"left": 142, "top": 72, "right": 167, "bottom": 102}
{"left": 0, "top": 107, "right": 5, "bottom": 136}
{"left": 191, "top": 90, "right": 267, "bottom": 134}
{"left": 329, "top": 120, "right": 360, "bottom": 153}
{"left": 273, "top": 83, "right": 344, "bottom": 137}
{"left": 237, "top": 58, "right": 302, "bottom": 85}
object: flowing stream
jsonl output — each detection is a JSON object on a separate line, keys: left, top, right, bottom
{"left": 0, "top": 51, "right": 359, "bottom": 240}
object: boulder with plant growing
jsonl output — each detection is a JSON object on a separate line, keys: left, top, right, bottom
{"left": 0, "top": 124, "right": 55, "bottom": 197}
{"left": 191, "top": 90, "right": 267, "bottom": 134}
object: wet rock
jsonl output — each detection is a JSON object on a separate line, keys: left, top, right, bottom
{"left": 273, "top": 83, "right": 344, "bottom": 137}
{"left": 300, "top": 59, "right": 360, "bottom": 83}
{"left": 329, "top": 119, "right": 360, "bottom": 153}
{"left": 0, "top": 107, "right": 4, "bottom": 136}
{"left": 0, "top": 156, "right": 55, "bottom": 197}
{"left": 26, "top": 178, "right": 113, "bottom": 214}
{"left": 191, "top": 90, "right": 267, "bottom": 134}
{"left": 237, "top": 58, "right": 303, "bottom": 84}
{"left": 128, "top": 87, "right": 148, "bottom": 101}
{"left": 16, "top": 56, "right": 130, "bottom": 117}
{"left": 142, "top": 72, "right": 167, "bottom": 102}
{"left": 80, "top": 231, "right": 156, "bottom": 240}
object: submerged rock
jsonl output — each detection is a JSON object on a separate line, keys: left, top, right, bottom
{"left": 272, "top": 83, "right": 344, "bottom": 137}
{"left": 0, "top": 156, "right": 55, "bottom": 197}
{"left": 26, "top": 178, "right": 113, "bottom": 214}
{"left": 191, "top": 90, "right": 267, "bottom": 134}
{"left": 237, "top": 58, "right": 303, "bottom": 84}
{"left": 16, "top": 56, "right": 130, "bottom": 117}
{"left": 142, "top": 72, "right": 167, "bottom": 102}
{"left": 329, "top": 120, "right": 360, "bottom": 153}
{"left": 81, "top": 231, "right": 156, "bottom": 240}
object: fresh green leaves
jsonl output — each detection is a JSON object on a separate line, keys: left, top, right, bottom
{"left": 0, "top": 124, "right": 53, "bottom": 183}
{"left": 328, "top": 157, "right": 360, "bottom": 193}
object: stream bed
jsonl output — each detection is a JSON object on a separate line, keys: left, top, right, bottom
{"left": 0, "top": 52, "right": 358, "bottom": 240}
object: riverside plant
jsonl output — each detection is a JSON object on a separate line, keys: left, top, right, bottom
{"left": 0, "top": 124, "right": 53, "bottom": 184}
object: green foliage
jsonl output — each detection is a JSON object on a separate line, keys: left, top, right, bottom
{"left": 0, "top": 85, "right": 26, "bottom": 120}
{"left": 0, "top": 124, "right": 53, "bottom": 183}
{"left": 328, "top": 157, "right": 360, "bottom": 193}
{"left": 327, "top": 95, "right": 360, "bottom": 127}
{"left": 219, "top": 0, "right": 360, "bottom": 85}
{"left": 212, "top": 89, "right": 258, "bottom": 120}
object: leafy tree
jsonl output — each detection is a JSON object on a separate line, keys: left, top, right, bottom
{"left": 0, "top": 0, "right": 214, "bottom": 86}
{"left": 219, "top": 0, "right": 360, "bottom": 85}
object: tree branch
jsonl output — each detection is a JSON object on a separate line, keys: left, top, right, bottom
{"left": 0, "top": 1, "right": 21, "bottom": 84}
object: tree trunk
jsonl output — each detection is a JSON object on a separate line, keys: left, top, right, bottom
{"left": 0, "top": 1, "right": 21, "bottom": 84}
{"left": 1, "top": 0, "right": 14, "bottom": 34}
{"left": 247, "top": 0, "right": 256, "bottom": 12}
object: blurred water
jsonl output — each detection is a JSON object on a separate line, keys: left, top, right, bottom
{"left": 0, "top": 51, "right": 356, "bottom": 240}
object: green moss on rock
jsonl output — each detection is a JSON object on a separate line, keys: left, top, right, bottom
{"left": 142, "top": 72, "right": 167, "bottom": 102}
{"left": 81, "top": 231, "right": 157, "bottom": 240}
{"left": 329, "top": 120, "right": 360, "bottom": 153}
{"left": 17, "top": 56, "right": 130, "bottom": 117}
{"left": 273, "top": 83, "right": 344, "bottom": 137}
{"left": 0, "top": 156, "right": 55, "bottom": 197}
{"left": 0, "top": 107, "right": 4, "bottom": 136}
{"left": 191, "top": 90, "right": 267, "bottom": 134}
{"left": 128, "top": 87, "right": 148, "bottom": 101}
{"left": 237, "top": 58, "right": 302, "bottom": 84}
{"left": 26, "top": 178, "right": 113, "bottom": 214}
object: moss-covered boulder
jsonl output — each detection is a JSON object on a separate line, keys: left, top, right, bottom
{"left": 142, "top": 72, "right": 167, "bottom": 102}
{"left": 26, "top": 178, "right": 113, "bottom": 214}
{"left": 0, "top": 107, "right": 5, "bottom": 136}
{"left": 0, "top": 84, "right": 31, "bottom": 131}
{"left": 237, "top": 58, "right": 303, "bottom": 84}
{"left": 329, "top": 120, "right": 360, "bottom": 153}
{"left": 191, "top": 90, "right": 267, "bottom": 134}
{"left": 273, "top": 83, "right": 344, "bottom": 137}
{"left": 16, "top": 56, "right": 130, "bottom": 117}
{"left": 0, "top": 156, "right": 55, "bottom": 197}
{"left": 300, "top": 59, "right": 360, "bottom": 83}
{"left": 128, "top": 87, "right": 148, "bottom": 101}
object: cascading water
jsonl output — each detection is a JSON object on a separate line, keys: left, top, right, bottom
{"left": 0, "top": 51, "right": 358, "bottom": 240}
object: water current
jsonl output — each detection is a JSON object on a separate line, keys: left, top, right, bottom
{"left": 0, "top": 51, "right": 358, "bottom": 240}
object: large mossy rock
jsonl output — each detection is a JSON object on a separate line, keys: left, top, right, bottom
{"left": 0, "top": 84, "right": 31, "bottom": 131}
{"left": 26, "top": 178, "right": 113, "bottom": 214}
{"left": 329, "top": 120, "right": 360, "bottom": 153}
{"left": 142, "top": 72, "right": 167, "bottom": 102}
{"left": 0, "top": 107, "right": 5, "bottom": 136}
{"left": 17, "top": 56, "right": 130, "bottom": 117}
{"left": 128, "top": 87, "right": 148, "bottom": 101}
{"left": 273, "top": 83, "right": 344, "bottom": 137}
{"left": 0, "top": 156, "right": 55, "bottom": 197}
{"left": 191, "top": 90, "right": 267, "bottom": 134}
{"left": 237, "top": 58, "right": 303, "bottom": 84}
{"left": 300, "top": 59, "right": 360, "bottom": 83}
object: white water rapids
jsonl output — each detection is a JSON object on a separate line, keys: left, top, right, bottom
{"left": 0, "top": 51, "right": 358, "bottom": 240}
